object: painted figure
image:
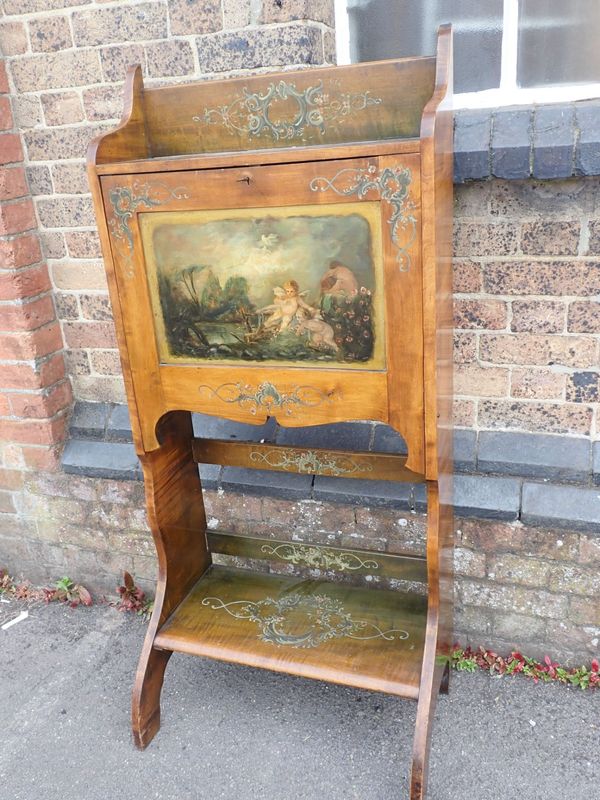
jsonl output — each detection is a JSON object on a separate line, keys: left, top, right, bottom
{"left": 320, "top": 260, "right": 359, "bottom": 297}
{"left": 258, "top": 280, "right": 317, "bottom": 333}
{"left": 295, "top": 308, "right": 339, "bottom": 352}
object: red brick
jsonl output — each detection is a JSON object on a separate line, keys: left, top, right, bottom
{"left": 0, "top": 263, "right": 51, "bottom": 301}
{"left": 0, "top": 322, "right": 63, "bottom": 360}
{"left": 0, "top": 413, "right": 67, "bottom": 445}
{"left": 0, "top": 197, "right": 37, "bottom": 236}
{"left": 0, "top": 133, "right": 23, "bottom": 165}
{"left": 0, "top": 295, "right": 55, "bottom": 332}
{"left": 483, "top": 260, "right": 600, "bottom": 296}
{"left": 454, "top": 299, "right": 507, "bottom": 330}
{"left": 480, "top": 333, "right": 597, "bottom": 368}
{"left": 0, "top": 96, "right": 13, "bottom": 131}
{"left": 39, "top": 352, "right": 66, "bottom": 387}
{"left": 0, "top": 166, "right": 28, "bottom": 201}
{"left": 0, "top": 392, "right": 10, "bottom": 415}
{"left": 478, "top": 399, "right": 593, "bottom": 435}
{"left": 0, "top": 468, "right": 24, "bottom": 491}
{"left": 453, "top": 259, "right": 482, "bottom": 293}
{"left": 510, "top": 369, "right": 565, "bottom": 400}
{"left": 8, "top": 380, "right": 72, "bottom": 419}
{"left": 0, "top": 234, "right": 42, "bottom": 269}
{"left": 62, "top": 320, "right": 117, "bottom": 348}
{"left": 510, "top": 300, "right": 566, "bottom": 333}
{"left": 1, "top": 353, "right": 65, "bottom": 390}
{"left": 567, "top": 301, "right": 600, "bottom": 333}
{"left": 20, "top": 444, "right": 62, "bottom": 472}
{"left": 1, "top": 363, "right": 44, "bottom": 390}
{"left": 0, "top": 62, "right": 9, "bottom": 94}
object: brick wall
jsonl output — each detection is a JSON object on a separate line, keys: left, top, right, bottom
{"left": 0, "top": 58, "right": 72, "bottom": 483}
{"left": 1, "top": 0, "right": 336, "bottom": 404}
{"left": 454, "top": 178, "right": 600, "bottom": 439}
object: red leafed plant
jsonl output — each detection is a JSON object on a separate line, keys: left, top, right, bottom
{"left": 449, "top": 645, "right": 600, "bottom": 690}
{"left": 114, "top": 571, "right": 153, "bottom": 620}
{"left": 48, "top": 576, "right": 93, "bottom": 608}
{"left": 0, "top": 569, "right": 92, "bottom": 608}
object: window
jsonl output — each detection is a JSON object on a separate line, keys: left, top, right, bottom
{"left": 335, "top": 0, "right": 600, "bottom": 108}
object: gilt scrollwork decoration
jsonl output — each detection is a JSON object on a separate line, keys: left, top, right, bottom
{"left": 194, "top": 80, "right": 382, "bottom": 141}
{"left": 201, "top": 593, "right": 409, "bottom": 649}
{"left": 309, "top": 165, "right": 417, "bottom": 272}
{"left": 107, "top": 181, "right": 189, "bottom": 278}
{"left": 197, "top": 381, "right": 337, "bottom": 416}
{"left": 249, "top": 447, "right": 372, "bottom": 477}
{"left": 260, "top": 543, "right": 379, "bottom": 572}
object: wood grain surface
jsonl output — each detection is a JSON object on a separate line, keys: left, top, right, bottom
{"left": 154, "top": 565, "right": 427, "bottom": 698}
{"left": 207, "top": 531, "right": 428, "bottom": 583}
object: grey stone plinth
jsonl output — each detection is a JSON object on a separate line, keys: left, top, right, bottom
{"left": 454, "top": 429, "right": 477, "bottom": 472}
{"left": 220, "top": 467, "right": 312, "bottom": 499}
{"left": 313, "top": 476, "right": 413, "bottom": 509}
{"left": 192, "top": 412, "right": 277, "bottom": 442}
{"left": 372, "top": 423, "right": 407, "bottom": 454}
{"left": 106, "top": 403, "right": 133, "bottom": 442}
{"left": 575, "top": 101, "right": 600, "bottom": 175}
{"left": 70, "top": 402, "right": 111, "bottom": 440}
{"left": 478, "top": 432, "right": 591, "bottom": 483}
{"left": 454, "top": 109, "right": 491, "bottom": 182}
{"left": 276, "top": 422, "right": 372, "bottom": 451}
{"left": 454, "top": 475, "right": 521, "bottom": 520}
{"left": 491, "top": 108, "right": 532, "bottom": 179}
{"left": 62, "top": 440, "right": 142, "bottom": 481}
{"left": 593, "top": 442, "right": 600, "bottom": 486}
{"left": 533, "top": 105, "right": 575, "bottom": 179}
{"left": 522, "top": 482, "right": 600, "bottom": 532}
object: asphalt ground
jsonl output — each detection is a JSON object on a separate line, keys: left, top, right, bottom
{"left": 0, "top": 601, "right": 598, "bottom": 800}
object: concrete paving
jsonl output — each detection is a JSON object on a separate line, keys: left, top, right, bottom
{"left": 0, "top": 601, "right": 598, "bottom": 800}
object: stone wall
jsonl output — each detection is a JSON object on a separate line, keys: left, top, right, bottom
{"left": 3, "top": 465, "right": 599, "bottom": 665}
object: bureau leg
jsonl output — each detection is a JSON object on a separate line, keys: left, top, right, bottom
{"left": 132, "top": 642, "right": 172, "bottom": 749}
{"left": 409, "top": 481, "right": 453, "bottom": 799}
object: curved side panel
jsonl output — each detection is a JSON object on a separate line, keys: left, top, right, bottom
{"left": 132, "top": 411, "right": 211, "bottom": 748}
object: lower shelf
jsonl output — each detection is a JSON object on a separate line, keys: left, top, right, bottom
{"left": 154, "top": 565, "right": 428, "bottom": 698}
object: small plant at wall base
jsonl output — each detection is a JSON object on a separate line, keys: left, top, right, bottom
{"left": 49, "top": 577, "right": 93, "bottom": 608}
{"left": 449, "top": 646, "right": 600, "bottom": 690}
{"left": 113, "top": 571, "right": 154, "bottom": 620}
{"left": 0, "top": 569, "right": 92, "bottom": 608}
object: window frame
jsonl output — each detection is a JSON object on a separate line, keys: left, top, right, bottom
{"left": 334, "top": 0, "right": 600, "bottom": 109}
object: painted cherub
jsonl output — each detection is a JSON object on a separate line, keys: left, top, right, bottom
{"left": 295, "top": 308, "right": 339, "bottom": 352}
{"left": 258, "top": 280, "right": 317, "bottom": 333}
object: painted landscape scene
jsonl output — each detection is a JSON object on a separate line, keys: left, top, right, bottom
{"left": 143, "top": 206, "right": 384, "bottom": 368}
